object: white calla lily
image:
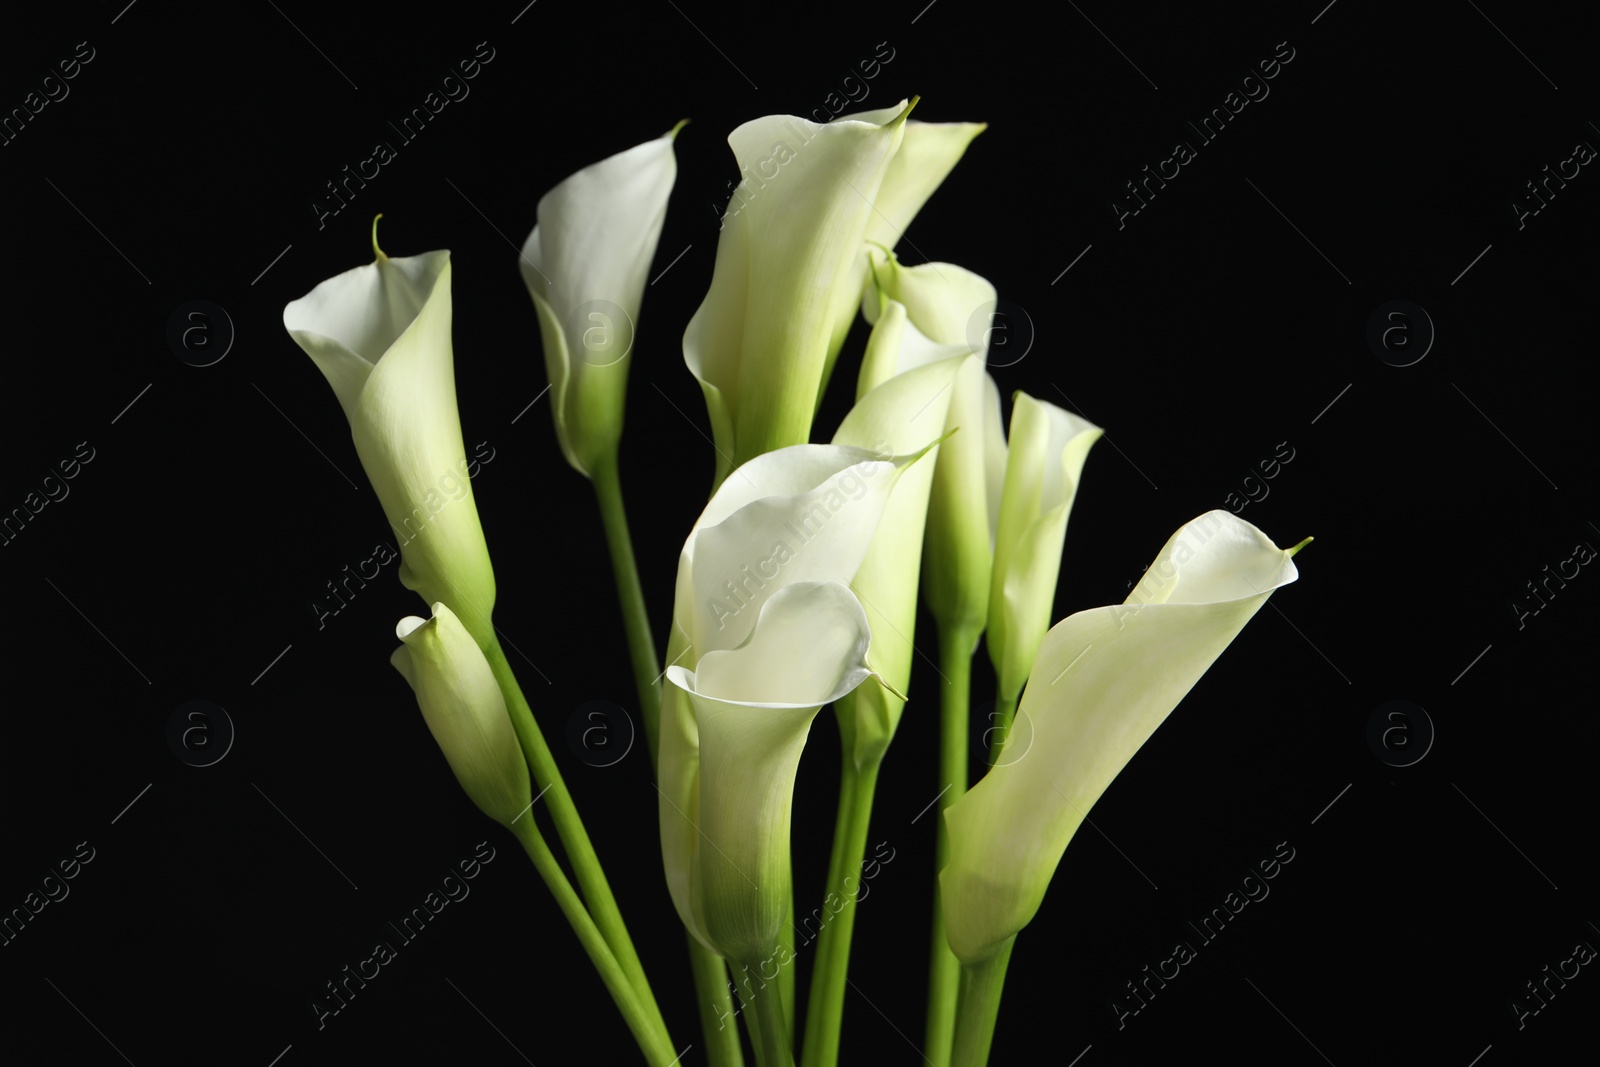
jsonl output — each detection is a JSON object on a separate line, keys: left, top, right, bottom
{"left": 283, "top": 227, "right": 497, "bottom": 649}
{"left": 829, "top": 291, "right": 970, "bottom": 766}
{"left": 861, "top": 249, "right": 1007, "bottom": 650}
{"left": 656, "top": 443, "right": 927, "bottom": 963}
{"left": 942, "top": 511, "right": 1303, "bottom": 965}
{"left": 987, "top": 392, "right": 1101, "bottom": 708}
{"left": 520, "top": 123, "right": 682, "bottom": 477}
{"left": 391, "top": 603, "right": 530, "bottom": 829}
{"left": 686, "top": 103, "right": 913, "bottom": 485}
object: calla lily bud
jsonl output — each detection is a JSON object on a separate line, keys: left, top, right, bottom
{"left": 861, "top": 249, "right": 1007, "bottom": 648}
{"left": 941, "top": 512, "right": 1301, "bottom": 964}
{"left": 656, "top": 442, "right": 929, "bottom": 956}
{"left": 520, "top": 123, "right": 682, "bottom": 477}
{"left": 391, "top": 603, "right": 531, "bottom": 829}
{"left": 686, "top": 102, "right": 914, "bottom": 485}
{"left": 987, "top": 392, "right": 1101, "bottom": 705}
{"left": 829, "top": 291, "right": 970, "bottom": 767}
{"left": 283, "top": 230, "right": 497, "bottom": 650}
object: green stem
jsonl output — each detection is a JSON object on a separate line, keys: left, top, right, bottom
{"left": 799, "top": 756, "right": 882, "bottom": 1067}
{"left": 591, "top": 450, "right": 663, "bottom": 765}
{"left": 987, "top": 690, "right": 1019, "bottom": 767}
{"left": 485, "top": 637, "right": 671, "bottom": 1048}
{"left": 925, "top": 624, "right": 977, "bottom": 1067}
{"left": 689, "top": 936, "right": 747, "bottom": 1067}
{"left": 950, "top": 939, "right": 1015, "bottom": 1067}
{"left": 509, "top": 815, "right": 678, "bottom": 1066}
{"left": 743, "top": 966, "right": 797, "bottom": 1067}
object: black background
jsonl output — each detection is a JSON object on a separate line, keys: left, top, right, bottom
{"left": 2, "top": 2, "right": 1596, "bottom": 1064}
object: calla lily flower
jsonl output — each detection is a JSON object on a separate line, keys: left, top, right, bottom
{"left": 391, "top": 602, "right": 531, "bottom": 829}
{"left": 941, "top": 511, "right": 1302, "bottom": 964}
{"left": 987, "top": 393, "right": 1101, "bottom": 708}
{"left": 520, "top": 123, "right": 683, "bottom": 478}
{"left": 283, "top": 229, "right": 497, "bottom": 650}
{"left": 656, "top": 443, "right": 925, "bottom": 962}
{"left": 860, "top": 249, "right": 1008, "bottom": 651}
{"left": 686, "top": 103, "right": 913, "bottom": 485}
{"left": 816, "top": 111, "right": 986, "bottom": 398}
{"left": 829, "top": 289, "right": 970, "bottom": 767}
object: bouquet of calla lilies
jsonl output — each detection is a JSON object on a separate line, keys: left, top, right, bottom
{"left": 282, "top": 99, "right": 1310, "bottom": 1066}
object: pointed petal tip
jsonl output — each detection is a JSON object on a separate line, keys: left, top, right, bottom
{"left": 1287, "top": 536, "right": 1314, "bottom": 557}
{"left": 668, "top": 118, "right": 690, "bottom": 140}
{"left": 372, "top": 214, "right": 386, "bottom": 261}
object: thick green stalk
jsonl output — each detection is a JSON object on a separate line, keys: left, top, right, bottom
{"left": 925, "top": 623, "right": 978, "bottom": 1066}
{"left": 987, "top": 690, "right": 1019, "bottom": 767}
{"left": 743, "top": 966, "right": 797, "bottom": 1067}
{"left": 509, "top": 815, "right": 677, "bottom": 1065}
{"left": 590, "top": 450, "right": 663, "bottom": 767}
{"left": 690, "top": 935, "right": 747, "bottom": 1067}
{"left": 800, "top": 756, "right": 882, "bottom": 1067}
{"left": 484, "top": 638, "right": 669, "bottom": 1045}
{"left": 950, "top": 938, "right": 1015, "bottom": 1067}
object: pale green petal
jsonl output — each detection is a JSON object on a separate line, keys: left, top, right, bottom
{"left": 284, "top": 252, "right": 497, "bottom": 649}
{"left": 685, "top": 105, "right": 912, "bottom": 475}
{"left": 668, "top": 581, "right": 873, "bottom": 962}
{"left": 832, "top": 351, "right": 969, "bottom": 765}
{"left": 988, "top": 393, "right": 1102, "bottom": 702}
{"left": 391, "top": 603, "right": 531, "bottom": 829}
{"left": 941, "top": 512, "right": 1299, "bottom": 964}
{"left": 521, "top": 131, "right": 678, "bottom": 477}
